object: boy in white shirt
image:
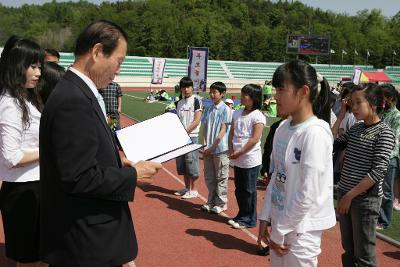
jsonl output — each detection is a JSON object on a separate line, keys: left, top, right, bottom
{"left": 174, "top": 77, "right": 202, "bottom": 199}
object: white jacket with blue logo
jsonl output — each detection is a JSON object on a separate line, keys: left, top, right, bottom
{"left": 260, "top": 116, "right": 336, "bottom": 245}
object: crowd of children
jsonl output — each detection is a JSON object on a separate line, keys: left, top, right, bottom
{"left": 171, "top": 59, "right": 398, "bottom": 267}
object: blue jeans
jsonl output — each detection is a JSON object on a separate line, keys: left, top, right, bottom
{"left": 338, "top": 190, "right": 382, "bottom": 267}
{"left": 233, "top": 165, "right": 260, "bottom": 227}
{"left": 378, "top": 158, "right": 399, "bottom": 228}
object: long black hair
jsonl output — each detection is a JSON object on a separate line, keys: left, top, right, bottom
{"left": 37, "top": 62, "right": 65, "bottom": 104}
{"left": 241, "top": 84, "right": 262, "bottom": 111}
{"left": 315, "top": 76, "right": 332, "bottom": 124}
{"left": 0, "top": 35, "right": 45, "bottom": 128}
{"left": 272, "top": 60, "right": 331, "bottom": 124}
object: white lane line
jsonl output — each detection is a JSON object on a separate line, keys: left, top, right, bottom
{"left": 161, "top": 166, "right": 258, "bottom": 242}
{"left": 120, "top": 113, "right": 140, "bottom": 123}
{"left": 122, "top": 114, "right": 259, "bottom": 242}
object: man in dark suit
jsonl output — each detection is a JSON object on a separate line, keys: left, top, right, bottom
{"left": 39, "top": 20, "right": 162, "bottom": 267}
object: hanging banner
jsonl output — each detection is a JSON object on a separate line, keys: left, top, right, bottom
{"left": 188, "top": 47, "right": 208, "bottom": 92}
{"left": 352, "top": 68, "right": 362, "bottom": 85}
{"left": 151, "top": 58, "right": 166, "bottom": 84}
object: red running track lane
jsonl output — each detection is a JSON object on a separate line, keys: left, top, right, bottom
{"left": 1, "top": 114, "right": 399, "bottom": 266}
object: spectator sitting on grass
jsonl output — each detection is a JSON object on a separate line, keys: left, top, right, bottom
{"left": 155, "top": 89, "right": 169, "bottom": 101}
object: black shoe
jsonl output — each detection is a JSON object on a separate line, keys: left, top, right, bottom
{"left": 257, "top": 246, "right": 270, "bottom": 256}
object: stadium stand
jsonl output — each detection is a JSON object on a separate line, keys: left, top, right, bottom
{"left": 384, "top": 66, "right": 400, "bottom": 83}
{"left": 58, "top": 52, "right": 398, "bottom": 89}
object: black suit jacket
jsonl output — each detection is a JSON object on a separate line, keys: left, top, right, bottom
{"left": 39, "top": 70, "right": 138, "bottom": 267}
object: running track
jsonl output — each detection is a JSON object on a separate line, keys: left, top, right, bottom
{"left": 0, "top": 114, "right": 399, "bottom": 266}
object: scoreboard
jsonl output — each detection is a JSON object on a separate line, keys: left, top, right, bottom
{"left": 287, "top": 35, "right": 330, "bottom": 55}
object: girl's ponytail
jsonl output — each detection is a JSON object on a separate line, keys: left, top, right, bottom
{"left": 312, "top": 75, "right": 332, "bottom": 125}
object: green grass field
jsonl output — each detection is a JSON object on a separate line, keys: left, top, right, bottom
{"left": 378, "top": 210, "right": 400, "bottom": 240}
{"left": 122, "top": 91, "right": 400, "bottom": 242}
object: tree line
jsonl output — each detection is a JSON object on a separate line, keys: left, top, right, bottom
{"left": 0, "top": 0, "right": 399, "bottom": 68}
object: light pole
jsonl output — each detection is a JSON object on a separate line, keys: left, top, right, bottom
{"left": 393, "top": 51, "right": 397, "bottom": 67}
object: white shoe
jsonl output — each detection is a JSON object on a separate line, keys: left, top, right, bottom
{"left": 182, "top": 190, "right": 199, "bottom": 199}
{"left": 174, "top": 188, "right": 188, "bottom": 196}
{"left": 393, "top": 198, "right": 400, "bottom": 210}
{"left": 227, "top": 219, "right": 236, "bottom": 226}
{"left": 394, "top": 203, "right": 400, "bottom": 211}
{"left": 201, "top": 204, "right": 211, "bottom": 212}
{"left": 232, "top": 222, "right": 247, "bottom": 229}
{"left": 210, "top": 206, "right": 227, "bottom": 214}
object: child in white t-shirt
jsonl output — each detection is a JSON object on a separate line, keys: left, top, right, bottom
{"left": 174, "top": 77, "right": 202, "bottom": 199}
{"left": 228, "top": 84, "right": 266, "bottom": 229}
{"left": 258, "top": 60, "right": 336, "bottom": 267}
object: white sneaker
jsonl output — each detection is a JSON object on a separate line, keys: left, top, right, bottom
{"left": 393, "top": 198, "right": 400, "bottom": 211}
{"left": 181, "top": 190, "right": 199, "bottom": 199}
{"left": 210, "top": 206, "right": 227, "bottom": 214}
{"left": 174, "top": 188, "right": 188, "bottom": 196}
{"left": 201, "top": 204, "right": 211, "bottom": 212}
{"left": 232, "top": 222, "right": 247, "bottom": 229}
{"left": 227, "top": 219, "right": 236, "bottom": 226}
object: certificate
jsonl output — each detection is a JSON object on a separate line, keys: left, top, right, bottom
{"left": 116, "top": 112, "right": 204, "bottom": 163}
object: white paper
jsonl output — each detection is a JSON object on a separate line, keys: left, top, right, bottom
{"left": 150, "top": 143, "right": 204, "bottom": 163}
{"left": 116, "top": 113, "right": 202, "bottom": 163}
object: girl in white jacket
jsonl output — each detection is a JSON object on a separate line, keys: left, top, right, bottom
{"left": 258, "top": 60, "right": 336, "bottom": 267}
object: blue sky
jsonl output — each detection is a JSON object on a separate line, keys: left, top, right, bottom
{"left": 1, "top": 0, "right": 399, "bottom": 17}
{"left": 295, "top": 0, "right": 400, "bottom": 17}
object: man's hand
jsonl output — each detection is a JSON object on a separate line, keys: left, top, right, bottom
{"left": 133, "top": 161, "right": 162, "bottom": 185}
{"left": 121, "top": 154, "right": 162, "bottom": 186}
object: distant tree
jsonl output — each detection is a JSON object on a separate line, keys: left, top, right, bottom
{"left": 0, "top": 0, "right": 398, "bottom": 67}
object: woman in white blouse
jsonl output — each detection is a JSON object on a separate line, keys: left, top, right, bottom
{"left": 0, "top": 36, "right": 45, "bottom": 267}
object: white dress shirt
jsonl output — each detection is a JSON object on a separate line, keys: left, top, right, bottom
{"left": 0, "top": 93, "right": 40, "bottom": 182}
